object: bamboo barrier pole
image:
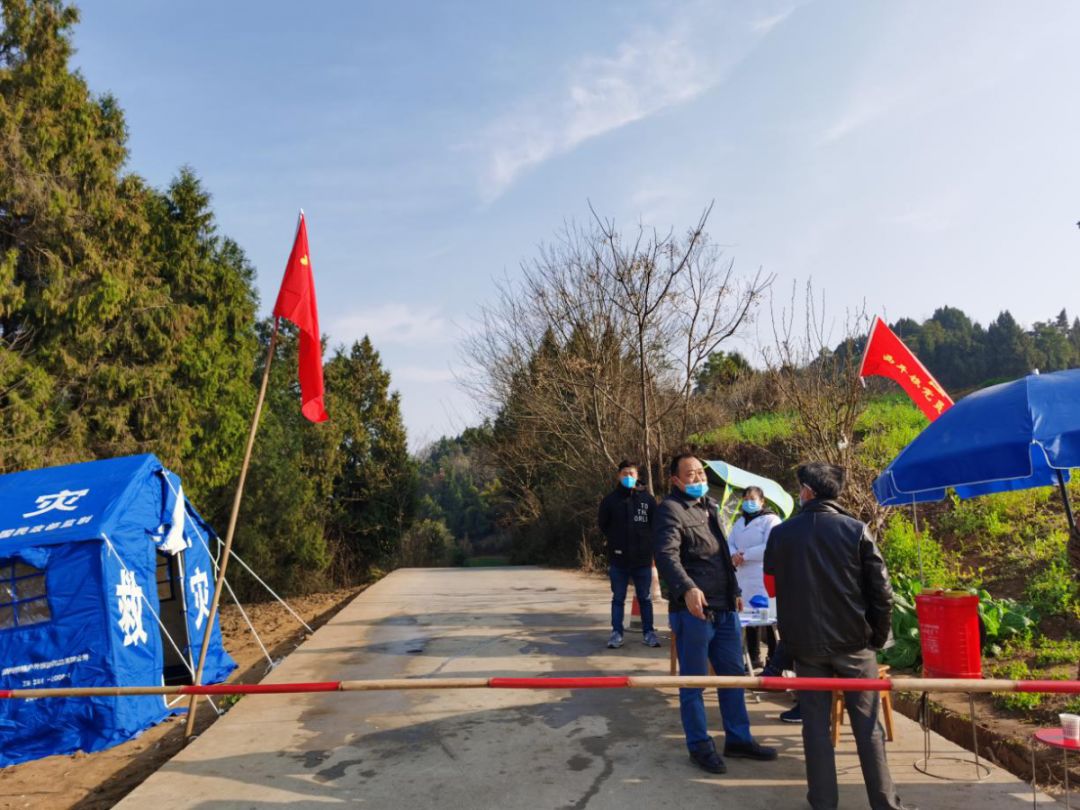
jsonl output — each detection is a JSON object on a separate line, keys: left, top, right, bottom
{"left": 4, "top": 675, "right": 1080, "bottom": 700}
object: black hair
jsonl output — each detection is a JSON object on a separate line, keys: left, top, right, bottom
{"left": 617, "top": 460, "right": 639, "bottom": 472}
{"left": 742, "top": 486, "right": 765, "bottom": 501}
{"left": 669, "top": 452, "right": 698, "bottom": 477}
{"left": 797, "top": 462, "right": 846, "bottom": 500}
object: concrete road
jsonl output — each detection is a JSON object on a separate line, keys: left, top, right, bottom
{"left": 117, "top": 567, "right": 1057, "bottom": 808}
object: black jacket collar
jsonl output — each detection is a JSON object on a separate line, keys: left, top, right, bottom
{"left": 799, "top": 498, "right": 855, "bottom": 518}
{"left": 670, "top": 488, "right": 713, "bottom": 509}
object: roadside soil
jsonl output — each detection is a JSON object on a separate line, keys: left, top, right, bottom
{"left": 0, "top": 586, "right": 364, "bottom": 810}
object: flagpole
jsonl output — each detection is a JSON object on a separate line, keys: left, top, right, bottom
{"left": 857, "top": 315, "right": 881, "bottom": 388}
{"left": 184, "top": 318, "right": 280, "bottom": 741}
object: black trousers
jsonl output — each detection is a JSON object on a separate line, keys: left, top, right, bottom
{"left": 795, "top": 649, "right": 902, "bottom": 810}
{"left": 743, "top": 624, "right": 777, "bottom": 665}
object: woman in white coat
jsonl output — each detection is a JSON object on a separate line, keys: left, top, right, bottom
{"left": 727, "top": 486, "right": 782, "bottom": 669}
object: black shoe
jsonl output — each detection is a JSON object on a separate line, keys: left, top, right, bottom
{"left": 723, "top": 740, "right": 778, "bottom": 761}
{"left": 688, "top": 739, "right": 727, "bottom": 774}
{"left": 779, "top": 704, "right": 802, "bottom": 723}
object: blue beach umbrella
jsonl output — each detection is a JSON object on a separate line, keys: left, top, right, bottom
{"left": 873, "top": 369, "right": 1080, "bottom": 551}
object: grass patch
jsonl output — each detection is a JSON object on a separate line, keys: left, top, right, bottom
{"left": 990, "top": 661, "right": 1044, "bottom": 710}
{"left": 1026, "top": 553, "right": 1080, "bottom": 620}
{"left": 464, "top": 555, "right": 512, "bottom": 567}
{"left": 879, "top": 512, "right": 958, "bottom": 587}
{"left": 1031, "top": 638, "right": 1080, "bottom": 668}
{"left": 692, "top": 411, "right": 795, "bottom": 448}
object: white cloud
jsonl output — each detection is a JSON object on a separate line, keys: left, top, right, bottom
{"left": 476, "top": 4, "right": 801, "bottom": 201}
{"left": 752, "top": 9, "right": 795, "bottom": 33}
{"left": 819, "top": 91, "right": 901, "bottom": 144}
{"left": 481, "top": 38, "right": 707, "bottom": 201}
{"left": 817, "top": 5, "right": 1058, "bottom": 146}
{"left": 331, "top": 304, "right": 447, "bottom": 347}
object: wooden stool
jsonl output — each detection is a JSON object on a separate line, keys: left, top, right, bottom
{"left": 668, "top": 631, "right": 716, "bottom": 676}
{"left": 830, "top": 664, "right": 894, "bottom": 746}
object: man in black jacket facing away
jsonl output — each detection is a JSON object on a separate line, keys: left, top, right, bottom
{"left": 654, "top": 453, "right": 777, "bottom": 774}
{"left": 598, "top": 461, "right": 660, "bottom": 649}
{"left": 764, "top": 462, "right": 909, "bottom": 810}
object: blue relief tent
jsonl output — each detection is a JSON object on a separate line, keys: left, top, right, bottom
{"left": 0, "top": 454, "right": 236, "bottom": 767}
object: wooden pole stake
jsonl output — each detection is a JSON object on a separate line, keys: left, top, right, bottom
{"left": 183, "top": 319, "right": 279, "bottom": 741}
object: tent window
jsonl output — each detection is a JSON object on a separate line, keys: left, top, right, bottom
{"left": 0, "top": 560, "right": 51, "bottom": 630}
{"left": 156, "top": 554, "right": 178, "bottom": 602}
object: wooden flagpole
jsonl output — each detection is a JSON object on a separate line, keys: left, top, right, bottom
{"left": 183, "top": 318, "right": 279, "bottom": 740}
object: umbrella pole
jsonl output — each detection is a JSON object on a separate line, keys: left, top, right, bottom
{"left": 1056, "top": 472, "right": 1080, "bottom": 679}
{"left": 912, "top": 502, "right": 925, "bottom": 583}
{"left": 1057, "top": 469, "right": 1077, "bottom": 537}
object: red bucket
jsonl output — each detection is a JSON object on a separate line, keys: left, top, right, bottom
{"left": 915, "top": 591, "right": 982, "bottom": 679}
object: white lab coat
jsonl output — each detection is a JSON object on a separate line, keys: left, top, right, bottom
{"left": 727, "top": 512, "right": 782, "bottom": 602}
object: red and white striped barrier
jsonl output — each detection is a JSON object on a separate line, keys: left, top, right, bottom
{"left": 2, "top": 675, "right": 1080, "bottom": 700}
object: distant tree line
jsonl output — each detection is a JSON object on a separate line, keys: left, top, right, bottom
{"left": 889, "top": 306, "right": 1080, "bottom": 393}
{"left": 695, "top": 306, "right": 1080, "bottom": 400}
{"left": 0, "top": 0, "right": 414, "bottom": 597}
{"left": 456, "top": 246, "right": 1080, "bottom": 565}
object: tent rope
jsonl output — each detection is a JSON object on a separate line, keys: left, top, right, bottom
{"left": 222, "top": 548, "right": 314, "bottom": 634}
{"left": 101, "top": 535, "right": 221, "bottom": 716}
{"left": 192, "top": 532, "right": 276, "bottom": 672}
{"left": 158, "top": 474, "right": 276, "bottom": 669}
{"left": 161, "top": 474, "right": 313, "bottom": 634}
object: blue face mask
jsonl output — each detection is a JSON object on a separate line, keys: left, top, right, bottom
{"left": 683, "top": 481, "right": 708, "bottom": 499}
{"left": 620, "top": 475, "right": 637, "bottom": 489}
{"left": 743, "top": 500, "right": 762, "bottom": 514}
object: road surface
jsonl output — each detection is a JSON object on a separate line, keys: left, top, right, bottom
{"left": 117, "top": 567, "right": 1057, "bottom": 808}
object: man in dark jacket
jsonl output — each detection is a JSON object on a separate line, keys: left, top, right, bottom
{"left": 764, "top": 462, "right": 909, "bottom": 810}
{"left": 598, "top": 460, "right": 660, "bottom": 649}
{"left": 654, "top": 453, "right": 777, "bottom": 774}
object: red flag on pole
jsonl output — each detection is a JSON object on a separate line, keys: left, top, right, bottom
{"left": 272, "top": 211, "right": 329, "bottom": 423}
{"left": 859, "top": 316, "right": 953, "bottom": 422}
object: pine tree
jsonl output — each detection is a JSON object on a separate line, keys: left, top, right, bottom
{"left": 986, "top": 311, "right": 1035, "bottom": 379}
{"left": 0, "top": 1, "right": 257, "bottom": 497}
{"left": 323, "top": 337, "right": 415, "bottom": 572}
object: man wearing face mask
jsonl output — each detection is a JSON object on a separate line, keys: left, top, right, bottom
{"left": 764, "top": 462, "right": 910, "bottom": 810}
{"left": 653, "top": 453, "right": 777, "bottom": 774}
{"left": 598, "top": 460, "right": 660, "bottom": 649}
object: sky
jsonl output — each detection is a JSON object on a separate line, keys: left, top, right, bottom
{"left": 69, "top": 1, "right": 1080, "bottom": 448}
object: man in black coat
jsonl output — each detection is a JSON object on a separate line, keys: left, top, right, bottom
{"left": 653, "top": 453, "right": 777, "bottom": 774}
{"left": 598, "top": 460, "right": 660, "bottom": 649}
{"left": 764, "top": 462, "right": 910, "bottom": 810}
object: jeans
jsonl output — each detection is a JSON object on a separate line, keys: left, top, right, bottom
{"left": 609, "top": 564, "right": 654, "bottom": 634}
{"left": 670, "top": 609, "right": 753, "bottom": 750}
{"left": 795, "top": 649, "right": 902, "bottom": 810}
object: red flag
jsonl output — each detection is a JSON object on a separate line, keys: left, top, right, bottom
{"left": 272, "top": 212, "right": 328, "bottom": 423}
{"left": 859, "top": 316, "right": 953, "bottom": 421}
